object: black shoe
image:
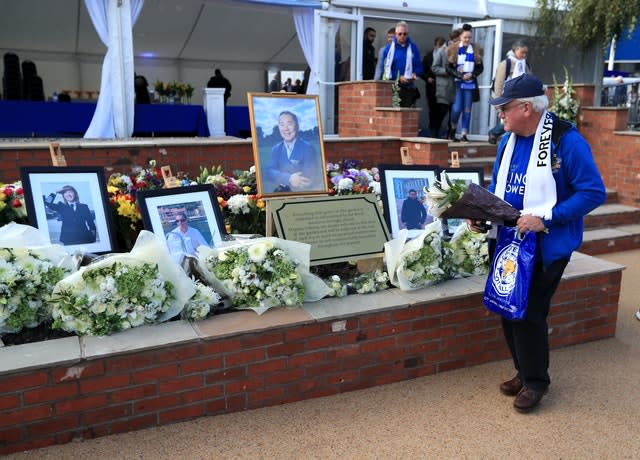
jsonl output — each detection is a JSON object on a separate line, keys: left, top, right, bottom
{"left": 488, "top": 133, "right": 498, "bottom": 144}
{"left": 460, "top": 134, "right": 469, "bottom": 142}
{"left": 448, "top": 129, "right": 457, "bottom": 141}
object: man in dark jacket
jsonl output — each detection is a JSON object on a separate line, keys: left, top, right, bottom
{"left": 401, "top": 189, "right": 427, "bottom": 229}
{"left": 362, "top": 27, "right": 377, "bottom": 80}
{"left": 207, "top": 69, "right": 232, "bottom": 105}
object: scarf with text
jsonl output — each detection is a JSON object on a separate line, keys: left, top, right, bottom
{"left": 495, "top": 110, "right": 556, "bottom": 219}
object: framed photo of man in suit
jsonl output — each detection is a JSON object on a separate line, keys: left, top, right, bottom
{"left": 248, "top": 93, "right": 328, "bottom": 197}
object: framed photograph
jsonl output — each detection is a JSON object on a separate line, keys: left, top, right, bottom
{"left": 137, "top": 185, "right": 227, "bottom": 264}
{"left": 248, "top": 92, "right": 328, "bottom": 197}
{"left": 20, "top": 166, "right": 116, "bottom": 254}
{"left": 441, "top": 168, "right": 484, "bottom": 236}
{"left": 379, "top": 164, "right": 439, "bottom": 240}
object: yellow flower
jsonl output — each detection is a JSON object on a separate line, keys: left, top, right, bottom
{"left": 256, "top": 199, "right": 265, "bottom": 209}
{"left": 243, "top": 186, "right": 251, "bottom": 193}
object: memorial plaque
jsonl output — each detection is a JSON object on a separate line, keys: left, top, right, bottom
{"left": 270, "top": 194, "right": 390, "bottom": 265}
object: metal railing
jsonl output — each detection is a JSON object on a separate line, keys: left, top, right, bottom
{"left": 600, "top": 81, "right": 640, "bottom": 130}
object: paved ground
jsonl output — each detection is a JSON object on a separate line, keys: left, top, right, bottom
{"left": 7, "top": 250, "right": 640, "bottom": 459}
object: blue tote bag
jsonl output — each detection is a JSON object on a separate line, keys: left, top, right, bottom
{"left": 483, "top": 226, "right": 537, "bottom": 321}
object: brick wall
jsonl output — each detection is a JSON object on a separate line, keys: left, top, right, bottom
{"left": 580, "top": 107, "right": 640, "bottom": 206}
{"left": 337, "top": 81, "right": 421, "bottom": 138}
{"left": 0, "top": 268, "right": 621, "bottom": 455}
{"left": 0, "top": 137, "right": 454, "bottom": 185}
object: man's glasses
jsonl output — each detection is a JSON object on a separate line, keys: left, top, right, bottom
{"left": 175, "top": 218, "right": 186, "bottom": 223}
{"left": 496, "top": 102, "right": 526, "bottom": 115}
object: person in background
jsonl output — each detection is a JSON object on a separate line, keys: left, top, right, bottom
{"left": 488, "top": 39, "right": 531, "bottom": 144}
{"left": 269, "top": 72, "right": 281, "bottom": 92}
{"left": 470, "top": 74, "right": 606, "bottom": 413}
{"left": 362, "top": 27, "right": 377, "bottom": 80}
{"left": 422, "top": 36, "right": 447, "bottom": 138}
{"left": 207, "top": 68, "right": 232, "bottom": 105}
{"left": 374, "top": 28, "right": 397, "bottom": 80}
{"left": 44, "top": 185, "right": 96, "bottom": 246}
{"left": 381, "top": 21, "right": 423, "bottom": 108}
{"left": 134, "top": 74, "right": 150, "bottom": 104}
{"left": 446, "top": 23, "right": 484, "bottom": 142}
{"left": 401, "top": 189, "right": 427, "bottom": 230}
{"left": 430, "top": 29, "right": 462, "bottom": 139}
{"left": 264, "top": 111, "right": 324, "bottom": 193}
{"left": 283, "top": 78, "right": 294, "bottom": 92}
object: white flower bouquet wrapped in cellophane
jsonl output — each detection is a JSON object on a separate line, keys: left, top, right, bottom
{"left": 197, "top": 237, "right": 330, "bottom": 315}
{"left": 0, "top": 222, "right": 78, "bottom": 333}
{"left": 384, "top": 221, "right": 448, "bottom": 291}
{"left": 447, "top": 221, "right": 490, "bottom": 277}
{"left": 51, "top": 230, "right": 197, "bottom": 336}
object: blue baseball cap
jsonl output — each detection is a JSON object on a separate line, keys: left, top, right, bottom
{"left": 490, "top": 73, "right": 545, "bottom": 106}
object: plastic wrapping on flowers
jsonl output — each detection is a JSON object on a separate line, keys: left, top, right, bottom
{"left": 50, "top": 231, "right": 196, "bottom": 336}
{"left": 197, "top": 237, "right": 330, "bottom": 315}
{"left": 447, "top": 222, "right": 490, "bottom": 277}
{"left": 384, "top": 221, "right": 448, "bottom": 291}
{"left": 0, "top": 223, "right": 78, "bottom": 333}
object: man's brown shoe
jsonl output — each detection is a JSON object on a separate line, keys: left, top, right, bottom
{"left": 499, "top": 376, "right": 523, "bottom": 396}
{"left": 513, "top": 387, "right": 548, "bottom": 413}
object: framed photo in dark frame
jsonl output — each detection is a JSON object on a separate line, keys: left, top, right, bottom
{"left": 20, "top": 166, "right": 116, "bottom": 254}
{"left": 137, "top": 185, "right": 227, "bottom": 264}
{"left": 247, "top": 92, "right": 328, "bottom": 197}
{"left": 440, "top": 167, "right": 484, "bottom": 236}
{"left": 378, "top": 164, "right": 440, "bottom": 239}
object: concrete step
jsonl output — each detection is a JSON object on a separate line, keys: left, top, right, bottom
{"left": 579, "top": 224, "right": 640, "bottom": 255}
{"left": 584, "top": 203, "right": 640, "bottom": 228}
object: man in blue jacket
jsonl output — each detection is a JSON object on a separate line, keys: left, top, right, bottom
{"left": 264, "top": 111, "right": 324, "bottom": 193}
{"left": 471, "top": 74, "right": 606, "bottom": 413}
{"left": 381, "top": 21, "right": 423, "bottom": 107}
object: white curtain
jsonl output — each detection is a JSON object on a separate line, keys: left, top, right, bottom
{"left": 293, "top": 7, "right": 317, "bottom": 95}
{"left": 84, "top": 0, "right": 144, "bottom": 139}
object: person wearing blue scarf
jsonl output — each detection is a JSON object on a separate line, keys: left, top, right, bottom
{"left": 445, "top": 24, "right": 484, "bottom": 141}
{"left": 381, "top": 21, "right": 423, "bottom": 107}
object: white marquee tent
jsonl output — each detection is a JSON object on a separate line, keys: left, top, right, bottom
{"left": 1, "top": 0, "right": 560, "bottom": 138}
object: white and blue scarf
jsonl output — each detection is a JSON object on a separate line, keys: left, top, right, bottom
{"left": 495, "top": 111, "right": 557, "bottom": 220}
{"left": 384, "top": 39, "right": 413, "bottom": 81}
{"left": 457, "top": 44, "right": 475, "bottom": 74}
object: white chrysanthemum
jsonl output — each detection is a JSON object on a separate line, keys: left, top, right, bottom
{"left": 337, "top": 177, "right": 354, "bottom": 191}
{"left": 227, "top": 194, "right": 250, "bottom": 214}
{"left": 369, "top": 181, "right": 381, "bottom": 196}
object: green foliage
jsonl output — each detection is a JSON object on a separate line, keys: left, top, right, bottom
{"left": 534, "top": 0, "right": 640, "bottom": 47}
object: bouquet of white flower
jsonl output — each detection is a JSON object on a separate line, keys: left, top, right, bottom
{"left": 425, "top": 171, "right": 520, "bottom": 224}
{"left": 447, "top": 222, "right": 490, "bottom": 277}
{"left": 348, "top": 269, "right": 389, "bottom": 294}
{"left": 0, "top": 223, "right": 77, "bottom": 333}
{"left": 197, "top": 237, "right": 330, "bottom": 315}
{"left": 384, "top": 221, "right": 447, "bottom": 291}
{"left": 51, "top": 231, "right": 196, "bottom": 336}
{"left": 182, "top": 279, "right": 222, "bottom": 321}
{"left": 323, "top": 275, "right": 348, "bottom": 298}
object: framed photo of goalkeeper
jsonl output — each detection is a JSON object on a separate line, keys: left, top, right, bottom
{"left": 440, "top": 168, "right": 484, "bottom": 236}
{"left": 378, "top": 164, "right": 439, "bottom": 240}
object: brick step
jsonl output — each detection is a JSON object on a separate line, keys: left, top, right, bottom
{"left": 579, "top": 224, "right": 640, "bottom": 255}
{"left": 584, "top": 203, "right": 640, "bottom": 228}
